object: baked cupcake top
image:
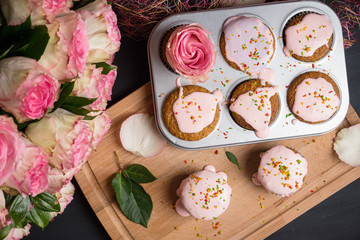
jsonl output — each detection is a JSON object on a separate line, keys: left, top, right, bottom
{"left": 175, "top": 165, "right": 232, "bottom": 220}
{"left": 222, "top": 16, "right": 275, "bottom": 76}
{"left": 173, "top": 84, "right": 223, "bottom": 134}
{"left": 291, "top": 76, "right": 340, "bottom": 123}
{"left": 254, "top": 145, "right": 308, "bottom": 197}
{"left": 165, "top": 24, "right": 216, "bottom": 84}
{"left": 229, "top": 83, "right": 279, "bottom": 138}
{"left": 283, "top": 13, "right": 333, "bottom": 59}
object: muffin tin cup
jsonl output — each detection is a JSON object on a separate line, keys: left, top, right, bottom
{"left": 280, "top": 7, "right": 336, "bottom": 62}
{"left": 148, "top": 0, "right": 349, "bottom": 150}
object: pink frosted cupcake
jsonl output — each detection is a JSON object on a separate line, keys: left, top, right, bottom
{"left": 175, "top": 165, "right": 232, "bottom": 220}
{"left": 162, "top": 23, "right": 216, "bottom": 84}
{"left": 252, "top": 145, "right": 308, "bottom": 197}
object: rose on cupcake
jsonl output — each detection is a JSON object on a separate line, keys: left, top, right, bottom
{"left": 164, "top": 23, "right": 216, "bottom": 84}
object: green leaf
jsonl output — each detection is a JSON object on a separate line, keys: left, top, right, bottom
{"left": 71, "top": 0, "right": 96, "bottom": 10}
{"left": 0, "top": 224, "right": 13, "bottom": 239}
{"left": 0, "top": 16, "right": 31, "bottom": 39}
{"left": 225, "top": 151, "right": 242, "bottom": 170}
{"left": 51, "top": 81, "right": 75, "bottom": 113}
{"left": 121, "top": 179, "right": 153, "bottom": 228}
{"left": 64, "top": 96, "right": 97, "bottom": 108}
{"left": 95, "top": 62, "right": 117, "bottom": 75}
{"left": 26, "top": 207, "right": 50, "bottom": 229}
{"left": 124, "top": 164, "right": 157, "bottom": 184}
{"left": 60, "top": 104, "right": 91, "bottom": 116}
{"left": 0, "top": 44, "right": 14, "bottom": 59}
{"left": 3, "top": 192, "right": 14, "bottom": 208}
{"left": 24, "top": 25, "right": 49, "bottom": 60}
{"left": 112, "top": 172, "right": 131, "bottom": 206}
{"left": 30, "top": 193, "right": 60, "bottom": 213}
{"left": 9, "top": 195, "right": 30, "bottom": 227}
{"left": 83, "top": 114, "right": 97, "bottom": 121}
{"left": 14, "top": 217, "right": 29, "bottom": 229}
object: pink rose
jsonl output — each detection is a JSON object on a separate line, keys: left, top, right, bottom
{"left": 0, "top": 57, "right": 60, "bottom": 123}
{"left": 5, "top": 140, "right": 49, "bottom": 197}
{"left": 0, "top": 190, "right": 11, "bottom": 229}
{"left": 38, "top": 11, "right": 89, "bottom": 81}
{"left": 73, "top": 64, "right": 117, "bottom": 112}
{"left": 25, "top": 109, "right": 92, "bottom": 177}
{"left": 77, "top": 0, "right": 121, "bottom": 63}
{"left": 0, "top": 116, "right": 25, "bottom": 185}
{"left": 85, "top": 111, "right": 111, "bottom": 149}
{"left": 29, "top": 0, "right": 73, "bottom": 25}
{"left": 165, "top": 24, "right": 216, "bottom": 83}
{"left": 4, "top": 224, "right": 31, "bottom": 240}
{"left": 25, "top": 109, "right": 111, "bottom": 176}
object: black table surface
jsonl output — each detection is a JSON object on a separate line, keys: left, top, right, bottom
{"left": 25, "top": 6, "right": 360, "bottom": 240}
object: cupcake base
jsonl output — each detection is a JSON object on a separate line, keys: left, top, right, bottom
{"left": 287, "top": 71, "right": 340, "bottom": 124}
{"left": 162, "top": 85, "right": 220, "bottom": 141}
{"left": 230, "top": 79, "right": 279, "bottom": 130}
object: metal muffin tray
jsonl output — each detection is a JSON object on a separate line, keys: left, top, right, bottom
{"left": 147, "top": 0, "right": 349, "bottom": 150}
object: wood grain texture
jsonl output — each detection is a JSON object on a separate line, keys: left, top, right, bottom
{"left": 75, "top": 82, "right": 360, "bottom": 240}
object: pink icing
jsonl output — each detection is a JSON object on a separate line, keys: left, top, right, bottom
{"left": 252, "top": 172, "right": 262, "bottom": 186}
{"left": 258, "top": 68, "right": 275, "bottom": 85}
{"left": 223, "top": 16, "right": 275, "bottom": 77}
{"left": 229, "top": 86, "right": 278, "bottom": 138}
{"left": 165, "top": 24, "right": 216, "bottom": 84}
{"left": 292, "top": 77, "right": 340, "bottom": 122}
{"left": 283, "top": 13, "right": 333, "bottom": 57}
{"left": 175, "top": 165, "right": 232, "bottom": 220}
{"left": 173, "top": 87, "right": 223, "bottom": 133}
{"left": 256, "top": 145, "right": 308, "bottom": 197}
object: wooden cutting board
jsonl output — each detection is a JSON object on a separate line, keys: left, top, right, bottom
{"left": 75, "top": 82, "right": 360, "bottom": 240}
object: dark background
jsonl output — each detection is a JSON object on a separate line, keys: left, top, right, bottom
{"left": 25, "top": 2, "right": 360, "bottom": 240}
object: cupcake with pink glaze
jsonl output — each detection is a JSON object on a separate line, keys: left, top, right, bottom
{"left": 252, "top": 145, "right": 308, "bottom": 197}
{"left": 162, "top": 23, "right": 216, "bottom": 84}
{"left": 283, "top": 13, "right": 333, "bottom": 62}
{"left": 163, "top": 84, "right": 223, "bottom": 141}
{"left": 287, "top": 71, "right": 340, "bottom": 124}
{"left": 175, "top": 165, "right": 232, "bottom": 220}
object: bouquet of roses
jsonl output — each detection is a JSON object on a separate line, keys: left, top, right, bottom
{"left": 0, "top": 0, "right": 120, "bottom": 239}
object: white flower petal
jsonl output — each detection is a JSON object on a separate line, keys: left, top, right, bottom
{"left": 120, "top": 113, "right": 166, "bottom": 158}
{"left": 334, "top": 123, "right": 360, "bottom": 167}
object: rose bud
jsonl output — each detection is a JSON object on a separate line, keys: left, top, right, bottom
{"left": 4, "top": 139, "right": 50, "bottom": 197}
{"left": 0, "top": 57, "right": 60, "bottom": 123}
{"left": 0, "top": 0, "right": 73, "bottom": 26}
{"left": 72, "top": 64, "right": 117, "bottom": 112}
{"left": 25, "top": 109, "right": 111, "bottom": 176}
{"left": 38, "top": 11, "right": 89, "bottom": 81}
{"left": 77, "top": 0, "right": 121, "bottom": 63}
{"left": 25, "top": 109, "right": 92, "bottom": 177}
{"left": 0, "top": 115, "right": 25, "bottom": 185}
{"left": 30, "top": 0, "right": 74, "bottom": 24}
